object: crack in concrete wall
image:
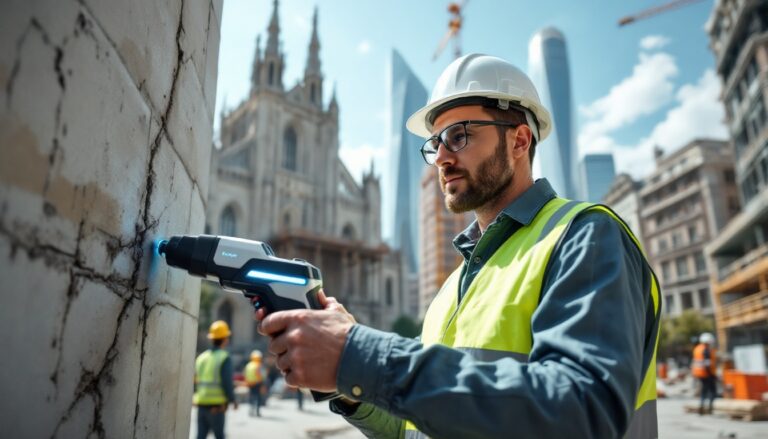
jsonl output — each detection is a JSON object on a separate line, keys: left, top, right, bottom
{"left": 1, "top": 0, "right": 220, "bottom": 436}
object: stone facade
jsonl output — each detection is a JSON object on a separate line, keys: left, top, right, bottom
{"left": 207, "top": 1, "right": 405, "bottom": 350}
{"left": 0, "top": 0, "right": 221, "bottom": 437}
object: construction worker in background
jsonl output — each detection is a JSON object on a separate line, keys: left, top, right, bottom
{"left": 244, "top": 350, "right": 265, "bottom": 417}
{"left": 258, "top": 54, "right": 661, "bottom": 438}
{"left": 194, "top": 320, "right": 236, "bottom": 439}
{"left": 692, "top": 332, "right": 718, "bottom": 415}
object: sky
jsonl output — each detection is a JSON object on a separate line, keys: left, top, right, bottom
{"left": 214, "top": 0, "right": 727, "bottom": 184}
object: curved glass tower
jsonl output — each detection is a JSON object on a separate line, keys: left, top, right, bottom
{"left": 385, "top": 49, "right": 428, "bottom": 273}
{"left": 528, "top": 27, "right": 578, "bottom": 199}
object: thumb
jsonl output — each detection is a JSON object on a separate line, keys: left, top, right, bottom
{"left": 317, "top": 288, "right": 328, "bottom": 307}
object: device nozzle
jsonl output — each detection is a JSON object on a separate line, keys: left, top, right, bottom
{"left": 157, "top": 240, "right": 169, "bottom": 256}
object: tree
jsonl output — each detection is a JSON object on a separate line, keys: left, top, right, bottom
{"left": 659, "top": 309, "right": 715, "bottom": 361}
{"left": 391, "top": 315, "right": 422, "bottom": 338}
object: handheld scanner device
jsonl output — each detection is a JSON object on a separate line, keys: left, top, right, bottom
{"left": 158, "top": 234, "right": 323, "bottom": 313}
{"left": 158, "top": 234, "right": 341, "bottom": 402}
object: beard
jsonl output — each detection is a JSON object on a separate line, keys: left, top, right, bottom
{"left": 441, "top": 138, "right": 514, "bottom": 213}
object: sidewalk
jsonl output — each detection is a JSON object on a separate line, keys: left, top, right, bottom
{"left": 190, "top": 395, "right": 364, "bottom": 439}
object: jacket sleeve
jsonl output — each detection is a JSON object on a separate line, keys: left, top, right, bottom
{"left": 334, "top": 211, "right": 654, "bottom": 439}
{"left": 221, "top": 356, "right": 236, "bottom": 403}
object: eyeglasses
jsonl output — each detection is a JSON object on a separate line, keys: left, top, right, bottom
{"left": 420, "top": 120, "right": 519, "bottom": 165}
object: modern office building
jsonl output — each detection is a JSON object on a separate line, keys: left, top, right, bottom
{"left": 706, "top": 0, "right": 768, "bottom": 350}
{"left": 639, "top": 139, "right": 739, "bottom": 319}
{"left": 603, "top": 173, "right": 646, "bottom": 247}
{"left": 580, "top": 153, "right": 616, "bottom": 202}
{"left": 528, "top": 27, "right": 578, "bottom": 199}
{"left": 386, "top": 49, "right": 429, "bottom": 275}
{"left": 208, "top": 1, "right": 406, "bottom": 348}
{"left": 418, "top": 166, "right": 474, "bottom": 318}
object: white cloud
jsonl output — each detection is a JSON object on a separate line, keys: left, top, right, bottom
{"left": 585, "top": 69, "right": 727, "bottom": 179}
{"left": 339, "top": 143, "right": 387, "bottom": 183}
{"left": 357, "top": 40, "right": 371, "bottom": 55}
{"left": 579, "top": 51, "right": 678, "bottom": 145}
{"left": 640, "top": 35, "right": 671, "bottom": 50}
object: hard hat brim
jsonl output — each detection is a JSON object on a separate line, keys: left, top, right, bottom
{"left": 406, "top": 91, "right": 552, "bottom": 141}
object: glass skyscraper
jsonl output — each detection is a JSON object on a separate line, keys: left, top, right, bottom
{"left": 580, "top": 153, "right": 616, "bottom": 203}
{"left": 528, "top": 27, "right": 578, "bottom": 199}
{"left": 385, "top": 49, "right": 428, "bottom": 273}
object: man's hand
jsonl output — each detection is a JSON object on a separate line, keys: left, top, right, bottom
{"left": 255, "top": 290, "right": 355, "bottom": 392}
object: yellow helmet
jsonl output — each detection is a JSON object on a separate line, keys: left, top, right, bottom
{"left": 207, "top": 320, "right": 231, "bottom": 340}
{"left": 250, "top": 350, "right": 263, "bottom": 361}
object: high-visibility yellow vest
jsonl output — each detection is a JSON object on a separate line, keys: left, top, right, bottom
{"left": 404, "top": 198, "right": 660, "bottom": 439}
{"left": 244, "top": 361, "right": 264, "bottom": 386}
{"left": 194, "top": 349, "right": 229, "bottom": 406}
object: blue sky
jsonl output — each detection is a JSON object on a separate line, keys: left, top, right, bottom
{"left": 214, "top": 0, "right": 727, "bottom": 182}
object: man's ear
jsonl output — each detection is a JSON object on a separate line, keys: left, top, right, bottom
{"left": 509, "top": 125, "right": 532, "bottom": 160}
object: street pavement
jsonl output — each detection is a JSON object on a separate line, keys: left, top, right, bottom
{"left": 190, "top": 393, "right": 768, "bottom": 438}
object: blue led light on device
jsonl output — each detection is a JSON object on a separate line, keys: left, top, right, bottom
{"left": 246, "top": 270, "right": 307, "bottom": 285}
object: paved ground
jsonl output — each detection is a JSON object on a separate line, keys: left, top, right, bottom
{"left": 190, "top": 393, "right": 768, "bottom": 438}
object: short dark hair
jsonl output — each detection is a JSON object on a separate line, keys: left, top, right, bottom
{"left": 212, "top": 338, "right": 226, "bottom": 347}
{"left": 481, "top": 106, "right": 537, "bottom": 166}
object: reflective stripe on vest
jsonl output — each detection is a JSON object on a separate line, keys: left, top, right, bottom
{"left": 194, "top": 349, "right": 229, "bottom": 405}
{"left": 404, "top": 198, "right": 661, "bottom": 439}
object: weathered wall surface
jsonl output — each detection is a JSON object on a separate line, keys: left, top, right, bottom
{"left": 0, "top": 0, "right": 221, "bottom": 437}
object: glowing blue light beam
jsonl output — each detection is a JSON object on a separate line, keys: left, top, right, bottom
{"left": 246, "top": 270, "right": 307, "bottom": 285}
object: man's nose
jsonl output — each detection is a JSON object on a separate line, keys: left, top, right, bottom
{"left": 434, "top": 141, "right": 457, "bottom": 168}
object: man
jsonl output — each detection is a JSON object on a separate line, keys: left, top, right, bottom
{"left": 258, "top": 54, "right": 661, "bottom": 438}
{"left": 692, "top": 332, "right": 717, "bottom": 415}
{"left": 244, "top": 350, "right": 265, "bottom": 417}
{"left": 194, "top": 320, "right": 237, "bottom": 439}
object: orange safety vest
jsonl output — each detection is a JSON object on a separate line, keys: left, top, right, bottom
{"left": 692, "top": 343, "right": 716, "bottom": 378}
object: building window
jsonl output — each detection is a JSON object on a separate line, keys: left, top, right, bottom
{"left": 681, "top": 291, "right": 693, "bottom": 310}
{"left": 310, "top": 83, "right": 317, "bottom": 103}
{"left": 665, "top": 294, "right": 675, "bottom": 314}
{"left": 672, "top": 232, "right": 683, "bottom": 249}
{"left": 688, "top": 225, "right": 699, "bottom": 244}
{"left": 342, "top": 223, "right": 356, "bottom": 240}
{"left": 220, "top": 206, "right": 237, "bottom": 237}
{"left": 283, "top": 127, "right": 298, "bottom": 171}
{"left": 662, "top": 261, "right": 671, "bottom": 282}
{"left": 385, "top": 278, "right": 393, "bottom": 306}
{"left": 698, "top": 288, "right": 710, "bottom": 308}
{"left": 676, "top": 256, "right": 689, "bottom": 278}
{"left": 283, "top": 212, "right": 291, "bottom": 229}
{"left": 268, "top": 62, "right": 275, "bottom": 85}
{"left": 724, "top": 170, "right": 735, "bottom": 183}
{"left": 695, "top": 251, "right": 707, "bottom": 274}
{"left": 218, "top": 300, "right": 233, "bottom": 326}
{"left": 658, "top": 237, "right": 668, "bottom": 253}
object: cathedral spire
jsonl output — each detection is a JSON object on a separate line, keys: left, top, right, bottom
{"left": 266, "top": 0, "right": 280, "bottom": 55}
{"left": 304, "top": 6, "right": 323, "bottom": 107}
{"left": 305, "top": 6, "right": 321, "bottom": 77}
{"left": 250, "top": 34, "right": 262, "bottom": 92}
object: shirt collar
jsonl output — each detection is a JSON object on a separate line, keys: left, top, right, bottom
{"left": 452, "top": 178, "right": 558, "bottom": 250}
{"left": 498, "top": 178, "right": 558, "bottom": 226}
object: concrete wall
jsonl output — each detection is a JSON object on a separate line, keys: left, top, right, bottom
{"left": 0, "top": 0, "right": 221, "bottom": 437}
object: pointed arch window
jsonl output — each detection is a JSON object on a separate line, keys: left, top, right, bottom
{"left": 220, "top": 205, "right": 237, "bottom": 237}
{"left": 310, "top": 83, "right": 317, "bottom": 104}
{"left": 283, "top": 127, "right": 298, "bottom": 171}
{"left": 217, "top": 300, "right": 233, "bottom": 326}
{"left": 268, "top": 63, "right": 275, "bottom": 85}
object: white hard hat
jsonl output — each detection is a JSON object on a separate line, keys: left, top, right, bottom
{"left": 699, "top": 333, "right": 715, "bottom": 344}
{"left": 406, "top": 53, "right": 552, "bottom": 143}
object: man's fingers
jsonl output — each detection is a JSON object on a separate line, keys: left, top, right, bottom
{"left": 268, "top": 333, "right": 289, "bottom": 356}
{"left": 276, "top": 351, "right": 291, "bottom": 372}
{"left": 258, "top": 310, "right": 297, "bottom": 336}
{"left": 317, "top": 289, "right": 328, "bottom": 307}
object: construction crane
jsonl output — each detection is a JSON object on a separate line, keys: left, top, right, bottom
{"left": 433, "top": 0, "right": 469, "bottom": 61}
{"left": 618, "top": 0, "right": 706, "bottom": 26}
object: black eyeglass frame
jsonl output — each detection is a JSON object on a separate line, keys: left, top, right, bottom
{"left": 420, "top": 120, "right": 520, "bottom": 165}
